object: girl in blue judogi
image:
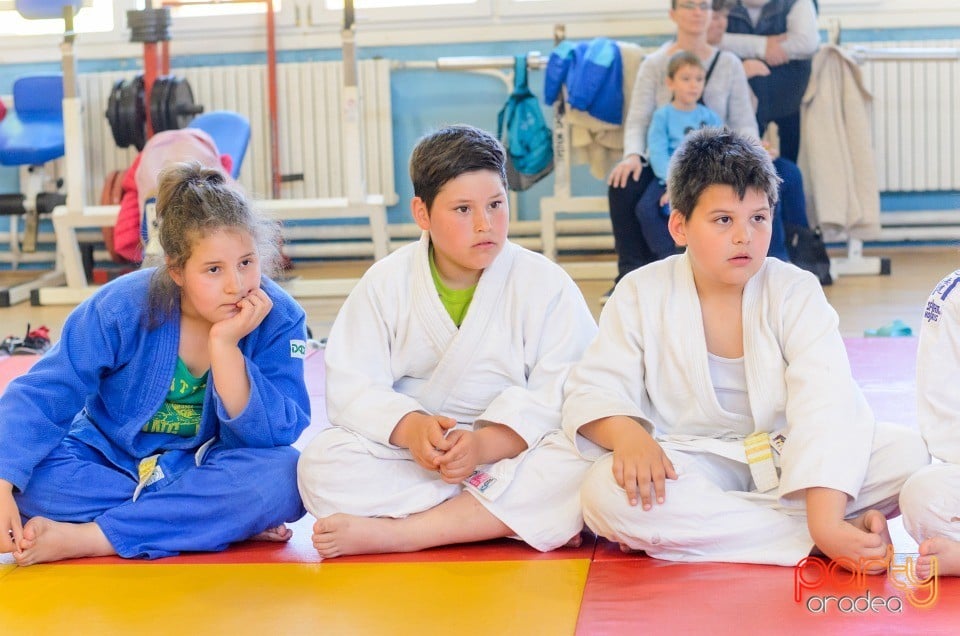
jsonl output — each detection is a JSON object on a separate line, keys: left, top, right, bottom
{"left": 0, "top": 162, "right": 310, "bottom": 565}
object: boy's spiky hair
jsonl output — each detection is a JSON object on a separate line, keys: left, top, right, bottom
{"left": 668, "top": 127, "right": 781, "bottom": 219}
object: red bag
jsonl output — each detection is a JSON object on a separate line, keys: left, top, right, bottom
{"left": 98, "top": 168, "right": 132, "bottom": 263}
{"left": 111, "top": 155, "right": 144, "bottom": 264}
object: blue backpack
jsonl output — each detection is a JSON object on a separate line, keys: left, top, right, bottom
{"left": 497, "top": 56, "right": 553, "bottom": 191}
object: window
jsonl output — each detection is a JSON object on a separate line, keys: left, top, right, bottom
{"left": 156, "top": 0, "right": 296, "bottom": 35}
{"left": 498, "top": 0, "right": 655, "bottom": 18}
{"left": 162, "top": 0, "right": 278, "bottom": 19}
{"left": 324, "top": 0, "right": 476, "bottom": 7}
{"left": 310, "top": 0, "right": 490, "bottom": 26}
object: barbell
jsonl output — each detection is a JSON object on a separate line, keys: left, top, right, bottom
{"left": 105, "top": 75, "right": 203, "bottom": 150}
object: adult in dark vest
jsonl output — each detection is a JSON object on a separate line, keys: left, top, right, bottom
{"left": 718, "top": 0, "right": 820, "bottom": 162}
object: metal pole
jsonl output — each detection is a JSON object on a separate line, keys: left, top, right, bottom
{"left": 61, "top": 5, "right": 86, "bottom": 212}
{"left": 341, "top": 0, "right": 366, "bottom": 202}
{"left": 266, "top": 0, "right": 281, "bottom": 198}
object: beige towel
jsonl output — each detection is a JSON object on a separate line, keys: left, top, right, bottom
{"left": 566, "top": 42, "right": 645, "bottom": 180}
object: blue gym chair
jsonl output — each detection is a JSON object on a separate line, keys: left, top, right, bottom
{"left": 188, "top": 110, "right": 251, "bottom": 179}
{"left": 15, "top": 0, "right": 81, "bottom": 19}
{"left": 0, "top": 74, "right": 65, "bottom": 168}
{"left": 0, "top": 74, "right": 69, "bottom": 303}
{"left": 0, "top": 0, "right": 81, "bottom": 304}
{"left": 0, "top": 73, "right": 67, "bottom": 242}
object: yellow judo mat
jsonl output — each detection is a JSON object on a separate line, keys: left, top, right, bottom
{"left": 0, "top": 560, "right": 590, "bottom": 634}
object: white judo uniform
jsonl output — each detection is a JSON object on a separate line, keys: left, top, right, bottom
{"left": 297, "top": 235, "right": 597, "bottom": 551}
{"left": 563, "top": 254, "right": 928, "bottom": 565}
{"left": 900, "top": 270, "right": 960, "bottom": 544}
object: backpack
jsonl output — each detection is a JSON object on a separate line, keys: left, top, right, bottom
{"left": 785, "top": 223, "right": 833, "bottom": 286}
{"left": 497, "top": 56, "right": 554, "bottom": 191}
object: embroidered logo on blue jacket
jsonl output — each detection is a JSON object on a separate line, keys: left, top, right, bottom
{"left": 290, "top": 340, "right": 307, "bottom": 359}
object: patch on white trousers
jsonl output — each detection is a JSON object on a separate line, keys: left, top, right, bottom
{"left": 289, "top": 339, "right": 307, "bottom": 359}
{"left": 467, "top": 470, "right": 497, "bottom": 493}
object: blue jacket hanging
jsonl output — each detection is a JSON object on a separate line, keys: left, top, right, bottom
{"left": 543, "top": 37, "right": 623, "bottom": 125}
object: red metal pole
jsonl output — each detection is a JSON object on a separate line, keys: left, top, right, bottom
{"left": 161, "top": 40, "right": 170, "bottom": 75}
{"left": 142, "top": 0, "right": 160, "bottom": 139}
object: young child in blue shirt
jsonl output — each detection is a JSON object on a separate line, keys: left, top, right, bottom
{"left": 648, "top": 51, "right": 725, "bottom": 188}
{"left": 0, "top": 162, "right": 310, "bottom": 565}
{"left": 638, "top": 50, "right": 724, "bottom": 259}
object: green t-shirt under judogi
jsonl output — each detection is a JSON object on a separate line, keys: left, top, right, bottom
{"left": 142, "top": 357, "right": 207, "bottom": 437}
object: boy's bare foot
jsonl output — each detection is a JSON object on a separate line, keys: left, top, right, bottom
{"left": 564, "top": 534, "right": 583, "bottom": 548}
{"left": 312, "top": 514, "right": 409, "bottom": 559}
{"left": 809, "top": 510, "right": 892, "bottom": 574}
{"left": 14, "top": 517, "right": 115, "bottom": 566}
{"left": 918, "top": 536, "right": 960, "bottom": 578}
{"left": 619, "top": 543, "right": 639, "bottom": 553}
{"left": 311, "top": 494, "right": 516, "bottom": 558}
{"left": 251, "top": 525, "right": 292, "bottom": 542}
{"left": 849, "top": 509, "right": 893, "bottom": 545}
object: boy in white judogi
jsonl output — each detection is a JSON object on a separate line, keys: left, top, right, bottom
{"left": 899, "top": 272, "right": 960, "bottom": 577}
{"left": 563, "top": 128, "right": 928, "bottom": 568}
{"left": 297, "top": 125, "right": 597, "bottom": 557}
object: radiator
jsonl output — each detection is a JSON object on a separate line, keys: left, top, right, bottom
{"left": 77, "top": 58, "right": 396, "bottom": 206}
{"left": 857, "top": 39, "right": 960, "bottom": 192}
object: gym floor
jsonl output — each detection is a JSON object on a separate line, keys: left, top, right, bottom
{"left": 1, "top": 246, "right": 959, "bottom": 634}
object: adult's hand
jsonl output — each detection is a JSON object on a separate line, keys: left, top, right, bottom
{"left": 607, "top": 154, "right": 644, "bottom": 189}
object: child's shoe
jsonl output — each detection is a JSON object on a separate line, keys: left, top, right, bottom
{"left": 0, "top": 334, "right": 22, "bottom": 355}
{"left": 12, "top": 324, "right": 51, "bottom": 355}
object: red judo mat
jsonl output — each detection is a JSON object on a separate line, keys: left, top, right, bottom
{"left": 6, "top": 337, "right": 960, "bottom": 634}
{"left": 0, "top": 354, "right": 45, "bottom": 390}
{"left": 575, "top": 336, "right": 953, "bottom": 635}
{"left": 576, "top": 556, "right": 960, "bottom": 635}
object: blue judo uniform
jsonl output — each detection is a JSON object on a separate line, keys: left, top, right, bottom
{"left": 0, "top": 269, "right": 310, "bottom": 558}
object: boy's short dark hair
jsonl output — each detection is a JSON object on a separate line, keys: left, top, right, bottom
{"left": 667, "top": 128, "right": 781, "bottom": 219}
{"left": 409, "top": 124, "right": 507, "bottom": 211}
{"left": 666, "top": 51, "right": 704, "bottom": 78}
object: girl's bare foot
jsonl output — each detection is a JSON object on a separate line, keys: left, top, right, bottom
{"left": 14, "top": 517, "right": 115, "bottom": 566}
{"left": 251, "top": 525, "right": 293, "bottom": 542}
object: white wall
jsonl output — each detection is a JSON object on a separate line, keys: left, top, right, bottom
{"left": 1, "top": 1, "right": 960, "bottom": 66}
